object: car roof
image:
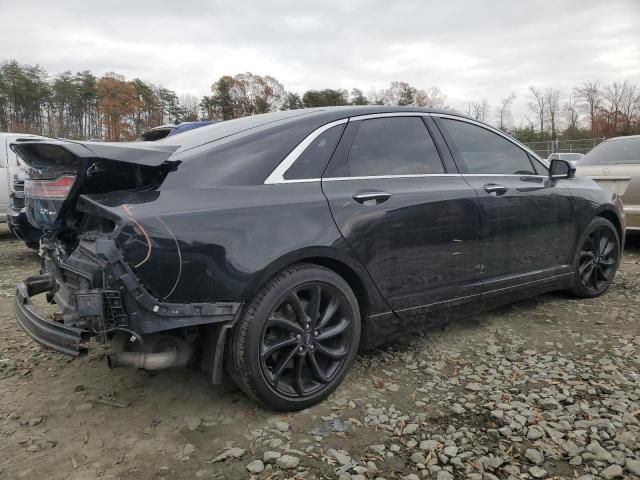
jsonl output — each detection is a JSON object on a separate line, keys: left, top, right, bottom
{"left": 156, "top": 106, "right": 471, "bottom": 155}
{"left": 607, "top": 134, "right": 640, "bottom": 142}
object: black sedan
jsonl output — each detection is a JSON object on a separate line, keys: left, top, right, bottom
{"left": 12, "top": 107, "right": 625, "bottom": 411}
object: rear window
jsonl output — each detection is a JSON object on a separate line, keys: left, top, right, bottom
{"left": 579, "top": 137, "right": 640, "bottom": 165}
{"left": 137, "top": 128, "right": 173, "bottom": 141}
{"left": 284, "top": 124, "right": 345, "bottom": 180}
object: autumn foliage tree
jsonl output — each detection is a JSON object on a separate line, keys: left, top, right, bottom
{"left": 97, "top": 73, "right": 141, "bottom": 141}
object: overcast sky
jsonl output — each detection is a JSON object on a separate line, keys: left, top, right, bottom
{"left": 1, "top": 0, "right": 639, "bottom": 124}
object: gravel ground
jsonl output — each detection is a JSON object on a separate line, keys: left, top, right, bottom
{"left": 0, "top": 223, "right": 638, "bottom": 480}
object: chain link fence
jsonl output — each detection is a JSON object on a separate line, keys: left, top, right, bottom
{"left": 523, "top": 138, "right": 605, "bottom": 159}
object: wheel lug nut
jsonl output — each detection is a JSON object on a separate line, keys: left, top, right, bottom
{"left": 296, "top": 334, "right": 302, "bottom": 340}
{"left": 309, "top": 345, "right": 315, "bottom": 351}
{"left": 306, "top": 324, "right": 310, "bottom": 330}
{"left": 298, "top": 346, "right": 304, "bottom": 352}
{"left": 313, "top": 331, "right": 319, "bottom": 336}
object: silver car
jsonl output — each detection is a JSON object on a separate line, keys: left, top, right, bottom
{"left": 576, "top": 135, "right": 640, "bottom": 230}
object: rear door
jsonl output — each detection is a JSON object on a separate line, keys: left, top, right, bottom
{"left": 321, "top": 114, "right": 483, "bottom": 317}
{"left": 434, "top": 115, "right": 573, "bottom": 294}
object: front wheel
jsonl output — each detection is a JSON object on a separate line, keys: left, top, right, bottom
{"left": 569, "top": 217, "right": 621, "bottom": 298}
{"left": 225, "top": 263, "right": 361, "bottom": 411}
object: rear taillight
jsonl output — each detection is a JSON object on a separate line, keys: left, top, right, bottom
{"left": 25, "top": 175, "right": 76, "bottom": 200}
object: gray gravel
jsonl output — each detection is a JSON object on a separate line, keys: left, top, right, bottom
{"left": 0, "top": 226, "right": 639, "bottom": 479}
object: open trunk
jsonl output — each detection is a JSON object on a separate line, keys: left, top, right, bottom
{"left": 11, "top": 139, "right": 180, "bottom": 233}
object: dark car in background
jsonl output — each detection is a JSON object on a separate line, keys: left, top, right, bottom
{"left": 137, "top": 121, "right": 214, "bottom": 141}
{"left": 12, "top": 107, "right": 625, "bottom": 411}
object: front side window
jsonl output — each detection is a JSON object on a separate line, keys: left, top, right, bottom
{"left": 346, "top": 117, "right": 445, "bottom": 176}
{"left": 441, "top": 118, "right": 536, "bottom": 175}
{"left": 284, "top": 124, "right": 345, "bottom": 180}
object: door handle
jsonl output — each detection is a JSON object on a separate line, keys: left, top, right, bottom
{"left": 483, "top": 183, "right": 508, "bottom": 195}
{"left": 352, "top": 191, "right": 391, "bottom": 204}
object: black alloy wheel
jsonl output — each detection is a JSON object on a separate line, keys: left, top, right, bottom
{"left": 571, "top": 217, "right": 620, "bottom": 298}
{"left": 226, "top": 264, "right": 361, "bottom": 411}
{"left": 260, "top": 282, "right": 352, "bottom": 397}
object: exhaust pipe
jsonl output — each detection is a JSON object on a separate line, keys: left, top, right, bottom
{"left": 107, "top": 336, "right": 191, "bottom": 371}
{"left": 107, "top": 348, "right": 178, "bottom": 370}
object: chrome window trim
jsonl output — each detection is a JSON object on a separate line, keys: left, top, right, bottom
{"left": 264, "top": 111, "right": 551, "bottom": 185}
{"left": 323, "top": 173, "right": 461, "bottom": 182}
{"left": 461, "top": 174, "right": 546, "bottom": 178}
{"left": 348, "top": 111, "right": 429, "bottom": 121}
{"left": 431, "top": 113, "right": 550, "bottom": 170}
{"left": 263, "top": 118, "right": 348, "bottom": 185}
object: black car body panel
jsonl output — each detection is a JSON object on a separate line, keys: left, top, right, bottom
{"left": 11, "top": 106, "right": 625, "bottom": 371}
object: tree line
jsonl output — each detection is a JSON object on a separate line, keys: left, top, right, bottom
{"left": 467, "top": 81, "right": 640, "bottom": 142}
{"left": 1, "top": 59, "right": 639, "bottom": 142}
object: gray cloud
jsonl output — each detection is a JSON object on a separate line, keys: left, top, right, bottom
{"left": 2, "top": 0, "right": 639, "bottom": 123}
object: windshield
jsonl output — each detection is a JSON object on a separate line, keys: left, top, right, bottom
{"left": 579, "top": 137, "right": 640, "bottom": 165}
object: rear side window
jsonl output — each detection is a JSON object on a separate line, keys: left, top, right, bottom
{"left": 441, "top": 118, "right": 536, "bottom": 175}
{"left": 346, "top": 117, "right": 444, "bottom": 176}
{"left": 579, "top": 137, "right": 640, "bottom": 165}
{"left": 284, "top": 124, "right": 345, "bottom": 180}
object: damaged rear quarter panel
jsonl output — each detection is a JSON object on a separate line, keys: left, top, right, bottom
{"left": 78, "top": 183, "right": 384, "bottom": 312}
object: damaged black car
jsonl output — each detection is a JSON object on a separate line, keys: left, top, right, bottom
{"left": 12, "top": 107, "right": 625, "bottom": 411}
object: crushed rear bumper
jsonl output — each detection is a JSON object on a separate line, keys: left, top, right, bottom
{"left": 14, "top": 275, "right": 89, "bottom": 356}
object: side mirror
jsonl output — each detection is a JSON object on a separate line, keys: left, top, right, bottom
{"left": 549, "top": 159, "right": 575, "bottom": 180}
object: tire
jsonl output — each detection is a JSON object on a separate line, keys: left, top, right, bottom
{"left": 225, "top": 263, "right": 361, "bottom": 411}
{"left": 569, "top": 217, "right": 621, "bottom": 298}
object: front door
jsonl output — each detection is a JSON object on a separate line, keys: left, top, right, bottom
{"left": 435, "top": 116, "right": 573, "bottom": 294}
{"left": 322, "top": 115, "right": 483, "bottom": 316}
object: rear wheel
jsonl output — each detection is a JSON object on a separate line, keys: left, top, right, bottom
{"left": 226, "top": 263, "right": 361, "bottom": 411}
{"left": 570, "top": 217, "right": 620, "bottom": 298}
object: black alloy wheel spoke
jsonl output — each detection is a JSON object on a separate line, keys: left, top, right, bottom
{"left": 261, "top": 337, "right": 298, "bottom": 360}
{"left": 266, "top": 315, "right": 304, "bottom": 334}
{"left": 293, "top": 354, "right": 306, "bottom": 395}
{"left": 596, "top": 264, "right": 608, "bottom": 282}
{"left": 316, "top": 317, "right": 350, "bottom": 342}
{"left": 270, "top": 345, "right": 299, "bottom": 386}
{"left": 285, "top": 291, "right": 307, "bottom": 325}
{"left": 580, "top": 250, "right": 594, "bottom": 260}
{"left": 307, "top": 351, "right": 331, "bottom": 383}
{"left": 599, "top": 256, "right": 615, "bottom": 266}
{"left": 601, "top": 240, "right": 615, "bottom": 257}
{"left": 314, "top": 342, "right": 349, "bottom": 360}
{"left": 306, "top": 284, "right": 322, "bottom": 324}
{"left": 316, "top": 295, "right": 340, "bottom": 330}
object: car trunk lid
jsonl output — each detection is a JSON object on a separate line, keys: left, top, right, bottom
{"left": 576, "top": 163, "right": 640, "bottom": 206}
{"left": 10, "top": 139, "right": 180, "bottom": 231}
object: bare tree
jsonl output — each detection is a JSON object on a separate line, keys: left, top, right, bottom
{"left": 422, "top": 86, "right": 447, "bottom": 109}
{"left": 528, "top": 86, "right": 546, "bottom": 135}
{"left": 563, "top": 95, "right": 580, "bottom": 131}
{"left": 179, "top": 94, "right": 199, "bottom": 121}
{"left": 603, "top": 81, "right": 632, "bottom": 134}
{"left": 620, "top": 83, "right": 640, "bottom": 130}
{"left": 467, "top": 99, "right": 490, "bottom": 122}
{"left": 574, "top": 81, "right": 602, "bottom": 138}
{"left": 495, "top": 92, "right": 516, "bottom": 130}
{"left": 544, "top": 88, "right": 561, "bottom": 139}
